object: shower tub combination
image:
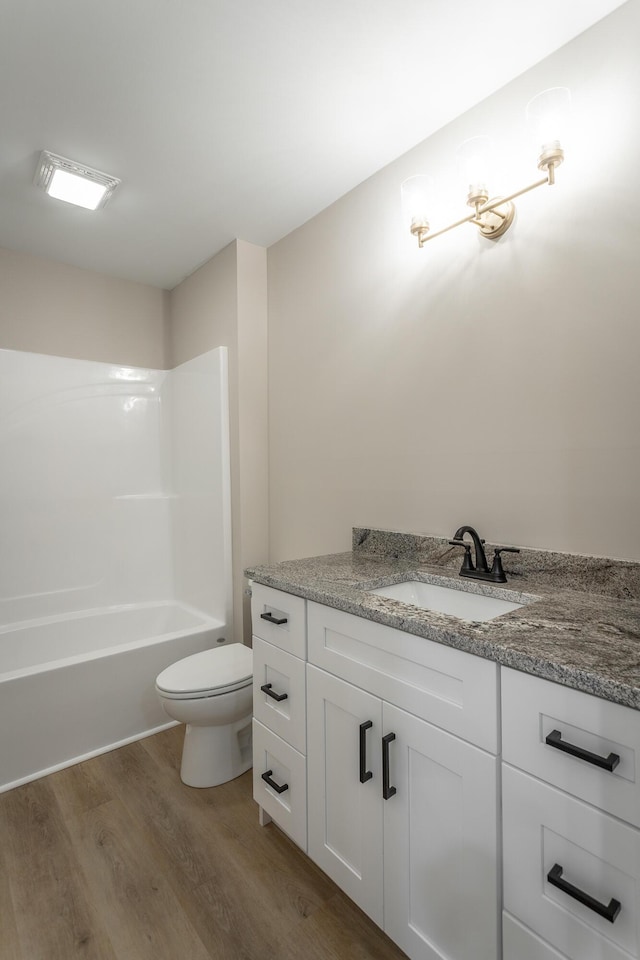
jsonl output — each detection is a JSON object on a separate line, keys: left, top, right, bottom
{"left": 0, "top": 602, "right": 227, "bottom": 793}
{"left": 0, "top": 346, "right": 233, "bottom": 793}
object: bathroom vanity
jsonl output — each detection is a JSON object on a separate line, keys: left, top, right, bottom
{"left": 247, "top": 529, "right": 640, "bottom": 960}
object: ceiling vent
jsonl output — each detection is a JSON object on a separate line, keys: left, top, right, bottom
{"left": 34, "top": 150, "right": 121, "bottom": 210}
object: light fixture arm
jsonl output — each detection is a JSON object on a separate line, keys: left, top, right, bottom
{"left": 413, "top": 163, "right": 559, "bottom": 247}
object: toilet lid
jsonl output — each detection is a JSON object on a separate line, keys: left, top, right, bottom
{"left": 156, "top": 643, "right": 253, "bottom": 698}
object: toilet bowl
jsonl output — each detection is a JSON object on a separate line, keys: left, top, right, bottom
{"left": 155, "top": 643, "right": 253, "bottom": 788}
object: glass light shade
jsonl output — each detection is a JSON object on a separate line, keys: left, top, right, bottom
{"left": 526, "top": 86, "right": 571, "bottom": 152}
{"left": 456, "top": 135, "right": 494, "bottom": 195}
{"left": 401, "top": 174, "right": 434, "bottom": 232}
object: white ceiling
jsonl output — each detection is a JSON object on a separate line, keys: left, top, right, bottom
{"left": 0, "top": 0, "right": 627, "bottom": 290}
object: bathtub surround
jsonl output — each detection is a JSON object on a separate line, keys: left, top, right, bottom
{"left": 0, "top": 349, "right": 170, "bottom": 624}
{"left": 0, "top": 346, "right": 232, "bottom": 792}
{"left": 165, "top": 350, "right": 233, "bottom": 623}
{"left": 246, "top": 528, "right": 640, "bottom": 710}
{"left": 0, "top": 346, "right": 231, "bottom": 624}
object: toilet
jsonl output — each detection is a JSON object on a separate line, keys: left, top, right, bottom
{"left": 155, "top": 643, "right": 253, "bottom": 788}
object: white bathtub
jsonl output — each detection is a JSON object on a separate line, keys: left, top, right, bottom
{"left": 0, "top": 602, "right": 227, "bottom": 793}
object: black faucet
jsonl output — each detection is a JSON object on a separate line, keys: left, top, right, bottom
{"left": 448, "top": 525, "right": 519, "bottom": 584}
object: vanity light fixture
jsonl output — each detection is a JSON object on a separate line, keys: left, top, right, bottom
{"left": 402, "top": 87, "right": 571, "bottom": 247}
{"left": 34, "top": 150, "right": 121, "bottom": 210}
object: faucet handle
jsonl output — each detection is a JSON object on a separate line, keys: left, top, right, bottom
{"left": 490, "top": 546, "right": 520, "bottom": 583}
{"left": 448, "top": 539, "right": 475, "bottom": 573}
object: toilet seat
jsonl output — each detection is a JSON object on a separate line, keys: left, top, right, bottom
{"left": 156, "top": 643, "right": 253, "bottom": 700}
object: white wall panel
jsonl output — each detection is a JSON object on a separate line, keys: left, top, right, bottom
{"left": 0, "top": 346, "right": 231, "bottom": 633}
{"left": 0, "top": 349, "right": 171, "bottom": 625}
{"left": 164, "top": 347, "right": 232, "bottom": 622}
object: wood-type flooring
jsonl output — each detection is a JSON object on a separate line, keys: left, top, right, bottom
{"left": 0, "top": 725, "right": 407, "bottom": 960}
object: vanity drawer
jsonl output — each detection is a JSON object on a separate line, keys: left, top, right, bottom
{"left": 252, "top": 637, "right": 306, "bottom": 754}
{"left": 503, "top": 765, "right": 640, "bottom": 960}
{"left": 307, "top": 601, "right": 499, "bottom": 753}
{"left": 503, "top": 914, "right": 567, "bottom": 960}
{"left": 502, "top": 667, "right": 640, "bottom": 827}
{"left": 251, "top": 584, "right": 306, "bottom": 658}
{"left": 252, "top": 720, "right": 307, "bottom": 851}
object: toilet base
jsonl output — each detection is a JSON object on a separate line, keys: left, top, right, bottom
{"left": 180, "top": 713, "right": 253, "bottom": 788}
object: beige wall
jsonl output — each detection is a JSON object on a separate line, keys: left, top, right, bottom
{"left": 236, "top": 241, "right": 269, "bottom": 642}
{"left": 168, "top": 242, "right": 238, "bottom": 368}
{"left": 169, "top": 240, "right": 269, "bottom": 643}
{"left": 267, "top": 1, "right": 640, "bottom": 563}
{"left": 0, "top": 247, "right": 169, "bottom": 368}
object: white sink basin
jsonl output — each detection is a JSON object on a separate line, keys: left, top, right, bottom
{"left": 369, "top": 580, "right": 525, "bottom": 622}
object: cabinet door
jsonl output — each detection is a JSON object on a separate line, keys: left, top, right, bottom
{"left": 307, "top": 664, "right": 384, "bottom": 926}
{"left": 383, "top": 702, "right": 499, "bottom": 960}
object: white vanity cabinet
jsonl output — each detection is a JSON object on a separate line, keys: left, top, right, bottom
{"left": 250, "top": 581, "right": 640, "bottom": 960}
{"left": 501, "top": 667, "right": 640, "bottom": 960}
{"left": 306, "top": 602, "right": 500, "bottom": 960}
{"left": 251, "top": 584, "right": 308, "bottom": 850}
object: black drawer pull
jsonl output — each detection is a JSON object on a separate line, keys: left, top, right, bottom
{"left": 382, "top": 732, "right": 396, "bottom": 800}
{"left": 261, "top": 770, "right": 289, "bottom": 794}
{"left": 260, "top": 611, "right": 288, "bottom": 626}
{"left": 547, "top": 863, "right": 621, "bottom": 923}
{"left": 545, "top": 729, "right": 620, "bottom": 772}
{"left": 260, "top": 682, "right": 288, "bottom": 703}
{"left": 359, "top": 721, "right": 373, "bottom": 783}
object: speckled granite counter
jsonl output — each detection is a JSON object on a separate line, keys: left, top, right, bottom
{"left": 246, "top": 528, "right": 640, "bottom": 711}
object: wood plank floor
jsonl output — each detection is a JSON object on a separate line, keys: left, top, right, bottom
{"left": 0, "top": 726, "right": 408, "bottom": 960}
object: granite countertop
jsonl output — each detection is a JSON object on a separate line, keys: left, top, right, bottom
{"left": 245, "top": 528, "right": 640, "bottom": 711}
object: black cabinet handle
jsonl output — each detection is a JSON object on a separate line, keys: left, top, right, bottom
{"left": 260, "top": 682, "right": 288, "bottom": 703}
{"left": 261, "top": 770, "right": 289, "bottom": 794}
{"left": 359, "top": 721, "right": 373, "bottom": 783}
{"left": 382, "top": 733, "right": 396, "bottom": 800}
{"left": 547, "top": 863, "right": 621, "bottom": 923}
{"left": 545, "top": 729, "right": 620, "bottom": 772}
{"left": 260, "top": 611, "right": 288, "bottom": 626}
